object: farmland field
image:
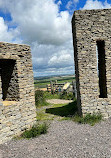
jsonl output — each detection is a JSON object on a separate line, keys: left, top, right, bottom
{"left": 34, "top": 75, "right": 75, "bottom": 88}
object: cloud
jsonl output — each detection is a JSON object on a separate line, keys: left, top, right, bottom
{"left": 66, "top": 0, "right": 79, "bottom": 10}
{"left": 57, "top": 0, "right": 62, "bottom": 6}
{"left": 48, "top": 50, "right": 73, "bottom": 68}
{"left": 0, "top": 0, "right": 71, "bottom": 46}
{"left": 82, "top": 0, "right": 111, "bottom": 10}
{"left": 0, "top": 0, "right": 74, "bottom": 77}
{"left": 34, "top": 66, "right": 74, "bottom": 77}
{"left": 0, "top": 17, "right": 20, "bottom": 43}
{"left": 32, "top": 39, "right": 74, "bottom": 76}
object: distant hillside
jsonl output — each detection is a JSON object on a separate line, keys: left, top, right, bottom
{"left": 34, "top": 74, "right": 75, "bottom": 80}
{"left": 34, "top": 74, "right": 75, "bottom": 88}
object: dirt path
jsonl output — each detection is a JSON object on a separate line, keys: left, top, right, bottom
{"left": 46, "top": 99, "right": 73, "bottom": 104}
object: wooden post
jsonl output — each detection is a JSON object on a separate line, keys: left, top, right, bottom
{"left": 55, "top": 80, "right": 57, "bottom": 93}
{"left": 72, "top": 80, "right": 77, "bottom": 99}
{"left": 50, "top": 81, "right": 54, "bottom": 94}
{"left": 47, "top": 84, "right": 48, "bottom": 92}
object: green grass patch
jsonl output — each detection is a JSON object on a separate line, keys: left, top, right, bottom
{"left": 72, "top": 113, "right": 102, "bottom": 126}
{"left": 44, "top": 91, "right": 74, "bottom": 100}
{"left": 59, "top": 92, "right": 75, "bottom": 100}
{"left": 45, "top": 100, "right": 102, "bottom": 125}
{"left": 35, "top": 89, "right": 102, "bottom": 126}
{"left": 36, "top": 103, "right": 71, "bottom": 121}
{"left": 46, "top": 101, "right": 78, "bottom": 117}
{"left": 36, "top": 111, "right": 55, "bottom": 121}
{"left": 35, "top": 90, "right": 49, "bottom": 107}
{"left": 44, "top": 91, "right": 60, "bottom": 99}
{"left": 60, "top": 113, "right": 102, "bottom": 126}
{"left": 21, "top": 123, "right": 48, "bottom": 139}
{"left": 35, "top": 90, "right": 74, "bottom": 108}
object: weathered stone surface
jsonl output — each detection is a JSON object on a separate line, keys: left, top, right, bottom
{"left": 72, "top": 9, "right": 111, "bottom": 118}
{"left": 0, "top": 42, "right": 36, "bottom": 144}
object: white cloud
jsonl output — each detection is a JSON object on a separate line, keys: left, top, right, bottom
{"left": 0, "top": 17, "right": 19, "bottom": 42}
{"left": 48, "top": 50, "right": 73, "bottom": 67}
{"left": 34, "top": 66, "right": 74, "bottom": 77}
{"left": 32, "top": 39, "right": 74, "bottom": 76}
{"left": 73, "top": 0, "right": 79, "bottom": 3}
{"left": 66, "top": 1, "right": 73, "bottom": 10}
{"left": 0, "top": 0, "right": 71, "bottom": 45}
{"left": 66, "top": 0, "right": 79, "bottom": 10}
{"left": 57, "top": 0, "right": 62, "bottom": 6}
{"left": 0, "top": 0, "right": 75, "bottom": 76}
{"left": 82, "top": 0, "right": 111, "bottom": 10}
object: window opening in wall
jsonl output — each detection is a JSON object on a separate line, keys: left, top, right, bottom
{"left": 96, "top": 40, "right": 107, "bottom": 98}
{"left": 0, "top": 59, "right": 19, "bottom": 101}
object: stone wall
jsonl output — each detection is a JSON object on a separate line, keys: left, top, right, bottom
{"left": 0, "top": 42, "right": 36, "bottom": 144}
{"left": 72, "top": 9, "right": 111, "bottom": 118}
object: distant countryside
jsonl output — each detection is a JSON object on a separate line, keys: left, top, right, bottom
{"left": 34, "top": 74, "right": 75, "bottom": 89}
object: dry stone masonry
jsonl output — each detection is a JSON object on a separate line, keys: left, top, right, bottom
{"left": 0, "top": 42, "right": 36, "bottom": 144}
{"left": 72, "top": 9, "right": 111, "bottom": 118}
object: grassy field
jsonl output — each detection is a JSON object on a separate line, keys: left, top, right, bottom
{"left": 36, "top": 100, "right": 102, "bottom": 126}
{"left": 34, "top": 75, "right": 75, "bottom": 88}
{"left": 35, "top": 89, "right": 102, "bottom": 126}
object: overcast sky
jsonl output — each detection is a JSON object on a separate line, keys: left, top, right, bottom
{"left": 0, "top": 0, "right": 111, "bottom": 77}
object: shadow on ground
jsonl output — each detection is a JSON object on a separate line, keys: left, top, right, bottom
{"left": 45, "top": 100, "right": 78, "bottom": 117}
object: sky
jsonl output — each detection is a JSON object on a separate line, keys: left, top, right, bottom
{"left": 0, "top": 0, "right": 111, "bottom": 77}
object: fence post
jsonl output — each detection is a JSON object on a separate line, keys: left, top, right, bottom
{"left": 72, "top": 80, "right": 77, "bottom": 99}
{"left": 50, "top": 81, "right": 54, "bottom": 94}
{"left": 47, "top": 84, "right": 48, "bottom": 92}
{"left": 55, "top": 80, "right": 57, "bottom": 84}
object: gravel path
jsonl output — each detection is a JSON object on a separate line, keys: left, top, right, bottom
{"left": 1, "top": 119, "right": 111, "bottom": 158}
{"left": 46, "top": 99, "right": 73, "bottom": 104}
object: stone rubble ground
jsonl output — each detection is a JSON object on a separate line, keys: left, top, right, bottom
{"left": 0, "top": 118, "right": 111, "bottom": 158}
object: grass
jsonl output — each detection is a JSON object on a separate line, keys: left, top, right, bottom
{"left": 59, "top": 113, "right": 102, "bottom": 126}
{"left": 34, "top": 76, "right": 75, "bottom": 88}
{"left": 36, "top": 104, "right": 70, "bottom": 121}
{"left": 72, "top": 113, "right": 102, "bottom": 126}
{"left": 35, "top": 90, "right": 49, "bottom": 107}
{"left": 59, "top": 91, "right": 75, "bottom": 100}
{"left": 35, "top": 90, "right": 74, "bottom": 108}
{"left": 46, "top": 101, "right": 77, "bottom": 117}
{"left": 36, "top": 110, "right": 55, "bottom": 121}
{"left": 21, "top": 123, "right": 48, "bottom": 139}
{"left": 44, "top": 91, "right": 74, "bottom": 100}
{"left": 44, "top": 91, "right": 60, "bottom": 99}
{"left": 35, "top": 90, "right": 102, "bottom": 126}
{"left": 45, "top": 101, "right": 102, "bottom": 126}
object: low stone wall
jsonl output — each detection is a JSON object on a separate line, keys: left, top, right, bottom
{"left": 0, "top": 101, "right": 36, "bottom": 144}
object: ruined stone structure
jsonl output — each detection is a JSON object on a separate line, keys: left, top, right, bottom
{"left": 0, "top": 42, "right": 36, "bottom": 143}
{"left": 72, "top": 9, "right": 111, "bottom": 118}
